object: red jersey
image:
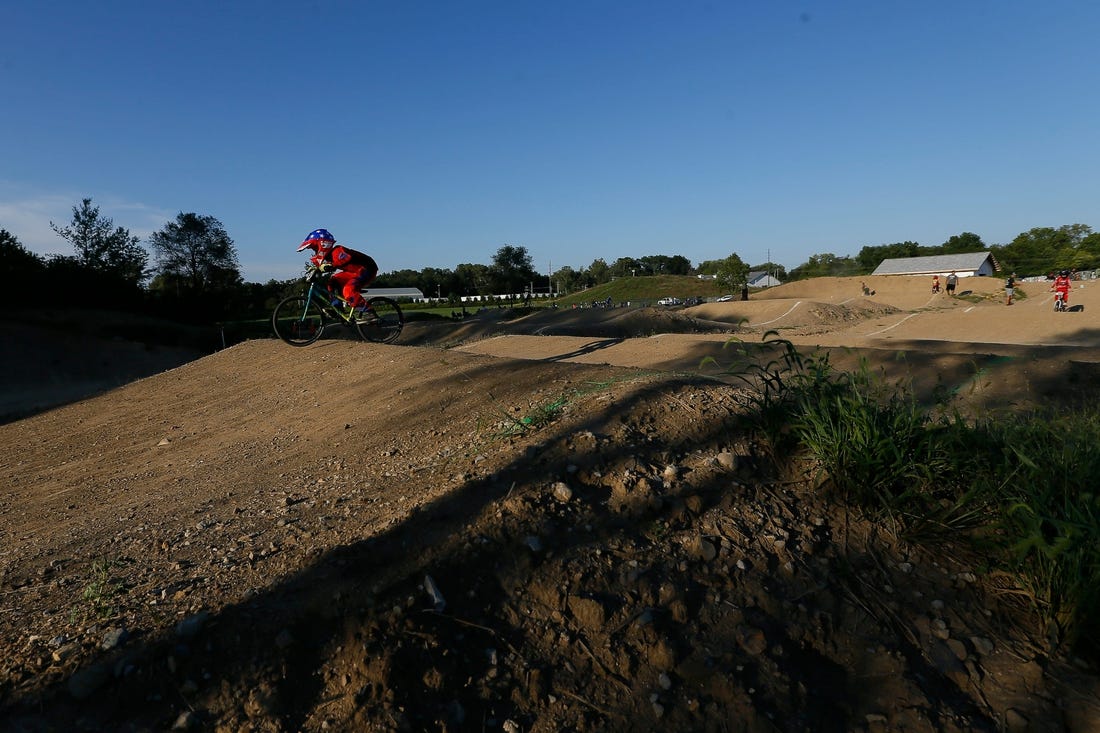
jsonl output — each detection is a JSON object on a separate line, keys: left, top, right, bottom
{"left": 311, "top": 244, "right": 375, "bottom": 272}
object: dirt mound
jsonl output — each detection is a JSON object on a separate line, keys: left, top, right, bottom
{"left": 3, "top": 283, "right": 1100, "bottom": 732}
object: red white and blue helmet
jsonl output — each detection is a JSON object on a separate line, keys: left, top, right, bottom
{"left": 298, "top": 228, "right": 336, "bottom": 252}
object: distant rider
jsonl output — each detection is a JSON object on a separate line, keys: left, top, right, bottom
{"left": 297, "top": 229, "right": 380, "bottom": 319}
{"left": 1051, "top": 270, "right": 1072, "bottom": 308}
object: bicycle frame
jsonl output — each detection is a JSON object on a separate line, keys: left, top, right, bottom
{"left": 300, "top": 278, "right": 355, "bottom": 322}
{"left": 272, "top": 265, "right": 404, "bottom": 345}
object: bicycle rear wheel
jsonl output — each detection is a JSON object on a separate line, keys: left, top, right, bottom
{"left": 272, "top": 295, "right": 327, "bottom": 346}
{"left": 356, "top": 296, "right": 404, "bottom": 344}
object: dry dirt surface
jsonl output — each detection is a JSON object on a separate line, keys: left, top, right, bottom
{"left": 3, "top": 276, "right": 1100, "bottom": 732}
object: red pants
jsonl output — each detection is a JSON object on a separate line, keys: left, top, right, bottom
{"left": 330, "top": 265, "right": 376, "bottom": 308}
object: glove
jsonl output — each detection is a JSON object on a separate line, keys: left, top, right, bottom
{"left": 318, "top": 263, "right": 334, "bottom": 273}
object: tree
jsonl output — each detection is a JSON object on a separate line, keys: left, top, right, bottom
{"left": 489, "top": 244, "right": 540, "bottom": 295}
{"left": 639, "top": 254, "right": 691, "bottom": 276}
{"left": 148, "top": 213, "right": 240, "bottom": 295}
{"left": 788, "top": 253, "right": 860, "bottom": 280}
{"left": 0, "top": 229, "right": 45, "bottom": 303}
{"left": 993, "top": 225, "right": 1095, "bottom": 275}
{"left": 750, "top": 261, "right": 788, "bottom": 281}
{"left": 713, "top": 253, "right": 749, "bottom": 292}
{"left": 586, "top": 258, "right": 610, "bottom": 285}
{"left": 455, "top": 262, "right": 491, "bottom": 295}
{"left": 610, "top": 257, "right": 640, "bottom": 278}
{"left": 941, "top": 232, "right": 986, "bottom": 253}
{"left": 551, "top": 265, "right": 582, "bottom": 294}
{"left": 855, "top": 241, "right": 922, "bottom": 274}
{"left": 50, "top": 198, "right": 148, "bottom": 285}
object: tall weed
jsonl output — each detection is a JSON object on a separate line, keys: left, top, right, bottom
{"left": 717, "top": 335, "right": 1100, "bottom": 657}
{"left": 703, "top": 331, "right": 836, "bottom": 464}
{"left": 990, "top": 415, "right": 1100, "bottom": 653}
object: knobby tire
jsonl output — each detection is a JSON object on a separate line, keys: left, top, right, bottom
{"left": 272, "top": 295, "right": 327, "bottom": 346}
{"left": 356, "top": 296, "right": 404, "bottom": 344}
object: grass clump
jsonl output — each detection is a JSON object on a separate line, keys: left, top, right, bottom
{"left": 71, "top": 557, "right": 126, "bottom": 623}
{"left": 718, "top": 333, "right": 1100, "bottom": 660}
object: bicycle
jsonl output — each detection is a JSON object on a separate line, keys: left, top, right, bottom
{"left": 271, "top": 264, "right": 404, "bottom": 346}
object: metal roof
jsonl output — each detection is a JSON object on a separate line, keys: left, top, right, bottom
{"left": 364, "top": 287, "right": 425, "bottom": 299}
{"left": 871, "top": 252, "right": 997, "bottom": 276}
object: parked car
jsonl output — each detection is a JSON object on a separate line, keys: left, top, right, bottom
{"left": 657, "top": 297, "right": 682, "bottom": 306}
{"left": 716, "top": 294, "right": 735, "bottom": 302}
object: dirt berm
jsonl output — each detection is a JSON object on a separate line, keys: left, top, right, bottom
{"left": 2, "top": 276, "right": 1099, "bottom": 732}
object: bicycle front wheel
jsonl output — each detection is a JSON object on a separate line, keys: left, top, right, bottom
{"left": 272, "top": 295, "right": 327, "bottom": 346}
{"left": 356, "top": 296, "right": 404, "bottom": 344}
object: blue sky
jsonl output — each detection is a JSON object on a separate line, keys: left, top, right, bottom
{"left": 3, "top": 1, "right": 1098, "bottom": 283}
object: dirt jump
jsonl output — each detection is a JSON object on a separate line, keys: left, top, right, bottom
{"left": 2, "top": 275, "right": 1099, "bottom": 732}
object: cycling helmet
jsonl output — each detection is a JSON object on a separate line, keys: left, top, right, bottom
{"left": 298, "top": 228, "right": 336, "bottom": 252}
{"left": 1061, "top": 270, "right": 1070, "bottom": 277}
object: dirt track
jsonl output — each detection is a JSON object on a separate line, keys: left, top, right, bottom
{"left": 2, "top": 276, "right": 1099, "bottom": 732}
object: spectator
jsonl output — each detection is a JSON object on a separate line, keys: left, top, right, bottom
{"left": 945, "top": 271, "right": 958, "bottom": 296}
{"left": 1005, "top": 273, "right": 1016, "bottom": 305}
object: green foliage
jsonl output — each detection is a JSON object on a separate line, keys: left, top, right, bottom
{"left": 0, "top": 229, "right": 45, "bottom": 303}
{"left": 989, "top": 415, "right": 1100, "bottom": 652}
{"left": 941, "top": 232, "right": 987, "bottom": 254}
{"left": 50, "top": 198, "right": 148, "bottom": 286}
{"left": 72, "top": 557, "right": 126, "bottom": 623}
{"left": 721, "top": 336, "right": 1100, "bottom": 659}
{"left": 148, "top": 212, "right": 241, "bottom": 295}
{"left": 553, "top": 274, "right": 725, "bottom": 308}
{"left": 703, "top": 332, "right": 837, "bottom": 464}
{"left": 489, "top": 244, "right": 541, "bottom": 295}
{"left": 714, "top": 253, "right": 749, "bottom": 292}
{"left": 992, "top": 224, "right": 1099, "bottom": 276}
{"left": 749, "top": 261, "right": 788, "bottom": 281}
{"left": 788, "top": 253, "right": 861, "bottom": 280}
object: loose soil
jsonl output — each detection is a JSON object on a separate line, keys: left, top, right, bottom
{"left": 3, "top": 275, "right": 1100, "bottom": 732}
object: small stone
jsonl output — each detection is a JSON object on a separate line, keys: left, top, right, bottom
{"left": 101, "top": 627, "right": 129, "bottom": 651}
{"left": 176, "top": 611, "right": 210, "bottom": 640}
{"left": 551, "top": 482, "right": 573, "bottom": 502}
{"left": 695, "top": 537, "right": 717, "bottom": 562}
{"left": 52, "top": 643, "right": 79, "bottom": 662}
{"left": 737, "top": 626, "right": 768, "bottom": 656}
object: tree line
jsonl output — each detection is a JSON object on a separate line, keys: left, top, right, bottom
{"left": 3, "top": 196, "right": 1097, "bottom": 324}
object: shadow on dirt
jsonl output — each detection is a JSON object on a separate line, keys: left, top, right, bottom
{"left": 8, "top": 313, "right": 1100, "bottom": 730}
{"left": 6, "top": 357, "right": 1060, "bottom": 731}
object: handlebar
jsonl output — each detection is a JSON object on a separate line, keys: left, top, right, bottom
{"left": 304, "top": 263, "right": 334, "bottom": 282}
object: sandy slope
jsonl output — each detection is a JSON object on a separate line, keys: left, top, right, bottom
{"left": 3, "top": 276, "right": 1100, "bottom": 732}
